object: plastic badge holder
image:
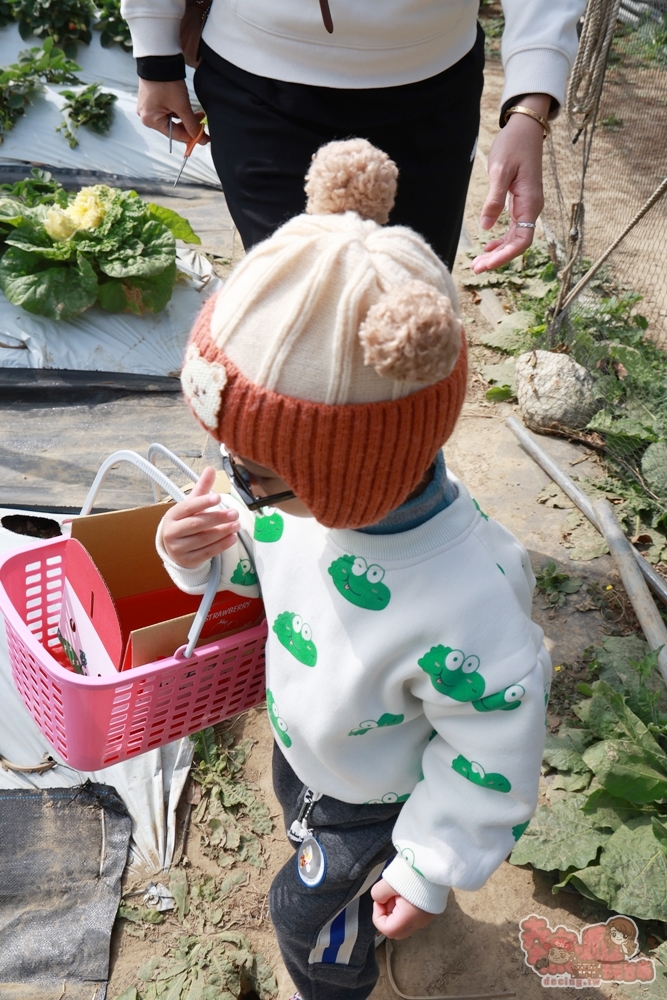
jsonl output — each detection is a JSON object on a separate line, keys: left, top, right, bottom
{"left": 0, "top": 446, "right": 267, "bottom": 771}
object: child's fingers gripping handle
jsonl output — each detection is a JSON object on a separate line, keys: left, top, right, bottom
{"left": 80, "top": 449, "right": 223, "bottom": 659}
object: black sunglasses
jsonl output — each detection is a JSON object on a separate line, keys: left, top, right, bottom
{"left": 221, "top": 448, "right": 296, "bottom": 511}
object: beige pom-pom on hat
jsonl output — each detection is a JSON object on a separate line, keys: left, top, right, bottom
{"left": 182, "top": 138, "right": 468, "bottom": 529}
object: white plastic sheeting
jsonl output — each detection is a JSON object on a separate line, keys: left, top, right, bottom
{"left": 0, "top": 248, "right": 222, "bottom": 375}
{"left": 0, "top": 510, "right": 194, "bottom": 877}
{"left": 0, "top": 25, "right": 219, "bottom": 186}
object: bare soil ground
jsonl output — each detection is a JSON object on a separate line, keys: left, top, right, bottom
{"left": 107, "top": 58, "right": 661, "bottom": 1000}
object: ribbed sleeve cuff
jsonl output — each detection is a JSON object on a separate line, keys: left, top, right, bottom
{"left": 137, "top": 53, "right": 186, "bottom": 80}
{"left": 125, "top": 14, "right": 182, "bottom": 58}
{"left": 155, "top": 517, "right": 212, "bottom": 594}
{"left": 500, "top": 47, "right": 571, "bottom": 124}
{"left": 383, "top": 856, "right": 450, "bottom": 915}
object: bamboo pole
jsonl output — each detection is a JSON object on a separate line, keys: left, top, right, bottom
{"left": 505, "top": 417, "right": 667, "bottom": 608}
{"left": 595, "top": 499, "right": 667, "bottom": 684}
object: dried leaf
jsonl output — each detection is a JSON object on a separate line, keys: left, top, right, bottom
{"left": 170, "top": 868, "right": 189, "bottom": 923}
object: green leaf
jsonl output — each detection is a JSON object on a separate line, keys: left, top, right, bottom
{"left": 485, "top": 384, "right": 514, "bottom": 402}
{"left": 148, "top": 202, "right": 201, "bottom": 244}
{"left": 480, "top": 311, "right": 536, "bottom": 353}
{"left": 124, "top": 263, "right": 177, "bottom": 314}
{"left": 587, "top": 680, "right": 666, "bottom": 753}
{"left": 97, "top": 220, "right": 175, "bottom": 277}
{"left": 510, "top": 795, "right": 611, "bottom": 871}
{"left": 97, "top": 278, "right": 128, "bottom": 313}
{"left": 556, "top": 865, "right": 616, "bottom": 906}
{"left": 597, "top": 818, "right": 667, "bottom": 921}
{"left": 551, "top": 771, "right": 592, "bottom": 792}
{"left": 0, "top": 247, "right": 97, "bottom": 320}
{"left": 113, "top": 990, "right": 138, "bottom": 1000}
{"left": 583, "top": 787, "right": 650, "bottom": 830}
{"left": 543, "top": 730, "right": 592, "bottom": 773}
{"left": 642, "top": 442, "right": 667, "bottom": 500}
{"left": 652, "top": 815, "right": 667, "bottom": 856}
{"left": 6, "top": 222, "right": 75, "bottom": 259}
{"left": 583, "top": 738, "right": 667, "bottom": 804}
{"left": 251, "top": 953, "right": 279, "bottom": 999}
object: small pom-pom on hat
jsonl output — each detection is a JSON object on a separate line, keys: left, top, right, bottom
{"left": 305, "top": 138, "right": 398, "bottom": 224}
{"left": 359, "top": 280, "right": 462, "bottom": 384}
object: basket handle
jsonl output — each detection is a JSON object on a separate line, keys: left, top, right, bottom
{"left": 147, "top": 443, "right": 199, "bottom": 502}
{"left": 80, "top": 449, "right": 221, "bottom": 659}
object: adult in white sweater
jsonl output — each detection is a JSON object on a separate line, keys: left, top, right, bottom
{"left": 122, "top": 0, "right": 584, "bottom": 272}
{"left": 158, "top": 140, "right": 550, "bottom": 1000}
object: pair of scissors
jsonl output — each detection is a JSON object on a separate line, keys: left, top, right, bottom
{"left": 173, "top": 117, "right": 207, "bottom": 187}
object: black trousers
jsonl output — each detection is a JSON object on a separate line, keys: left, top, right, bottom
{"left": 269, "top": 743, "right": 403, "bottom": 1000}
{"left": 194, "top": 28, "right": 485, "bottom": 270}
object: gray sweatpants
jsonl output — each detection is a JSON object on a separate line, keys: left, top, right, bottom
{"left": 269, "top": 744, "right": 403, "bottom": 1000}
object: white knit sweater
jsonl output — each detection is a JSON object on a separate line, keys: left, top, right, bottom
{"left": 122, "top": 0, "right": 584, "bottom": 106}
{"left": 157, "top": 478, "right": 550, "bottom": 914}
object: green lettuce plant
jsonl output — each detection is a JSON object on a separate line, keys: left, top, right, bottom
{"left": 0, "top": 176, "right": 201, "bottom": 320}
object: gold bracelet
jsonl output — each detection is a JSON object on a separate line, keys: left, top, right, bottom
{"left": 504, "top": 105, "right": 550, "bottom": 140}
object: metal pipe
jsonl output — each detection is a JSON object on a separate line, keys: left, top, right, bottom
{"left": 505, "top": 417, "right": 667, "bottom": 608}
{"left": 595, "top": 500, "right": 667, "bottom": 684}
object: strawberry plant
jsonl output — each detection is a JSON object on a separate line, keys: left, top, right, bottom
{"left": 94, "top": 0, "right": 132, "bottom": 52}
{"left": 0, "top": 39, "right": 81, "bottom": 143}
{"left": 57, "top": 83, "right": 117, "bottom": 147}
{"left": 11, "top": 0, "right": 95, "bottom": 58}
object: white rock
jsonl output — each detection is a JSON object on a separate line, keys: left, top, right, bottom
{"left": 515, "top": 350, "right": 599, "bottom": 431}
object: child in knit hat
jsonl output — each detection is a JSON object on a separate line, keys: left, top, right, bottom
{"left": 159, "top": 139, "right": 550, "bottom": 1000}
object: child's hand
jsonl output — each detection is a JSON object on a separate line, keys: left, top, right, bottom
{"left": 161, "top": 466, "right": 240, "bottom": 568}
{"left": 371, "top": 878, "right": 434, "bottom": 940}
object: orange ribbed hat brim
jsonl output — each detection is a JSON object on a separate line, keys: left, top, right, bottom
{"left": 187, "top": 296, "right": 468, "bottom": 529}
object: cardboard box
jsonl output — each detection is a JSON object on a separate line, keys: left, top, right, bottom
{"left": 59, "top": 498, "right": 263, "bottom": 673}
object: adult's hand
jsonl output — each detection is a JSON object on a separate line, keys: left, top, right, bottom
{"left": 136, "top": 78, "right": 210, "bottom": 146}
{"left": 471, "top": 93, "right": 550, "bottom": 274}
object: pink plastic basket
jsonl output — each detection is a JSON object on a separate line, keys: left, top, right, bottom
{"left": 0, "top": 535, "right": 267, "bottom": 771}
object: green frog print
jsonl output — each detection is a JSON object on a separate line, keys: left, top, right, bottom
{"left": 230, "top": 557, "right": 258, "bottom": 587}
{"left": 452, "top": 754, "right": 511, "bottom": 793}
{"left": 418, "top": 644, "right": 525, "bottom": 711}
{"left": 512, "top": 821, "right": 529, "bottom": 841}
{"left": 253, "top": 506, "right": 284, "bottom": 542}
{"left": 272, "top": 611, "right": 318, "bottom": 666}
{"left": 328, "top": 554, "right": 391, "bottom": 610}
{"left": 348, "top": 713, "right": 404, "bottom": 736}
{"left": 418, "top": 645, "right": 484, "bottom": 701}
{"left": 473, "top": 684, "right": 525, "bottom": 713}
{"left": 266, "top": 689, "right": 291, "bottom": 748}
{"left": 398, "top": 846, "right": 424, "bottom": 877}
{"left": 365, "top": 791, "right": 411, "bottom": 804}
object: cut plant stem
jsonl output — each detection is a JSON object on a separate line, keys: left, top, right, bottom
{"left": 595, "top": 499, "right": 667, "bottom": 685}
{"left": 506, "top": 416, "right": 667, "bottom": 608}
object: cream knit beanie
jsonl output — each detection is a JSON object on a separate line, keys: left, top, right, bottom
{"left": 182, "top": 138, "right": 468, "bottom": 528}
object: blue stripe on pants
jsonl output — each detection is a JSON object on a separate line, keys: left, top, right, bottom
{"left": 321, "top": 909, "right": 347, "bottom": 964}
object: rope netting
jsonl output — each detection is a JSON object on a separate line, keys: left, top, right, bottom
{"left": 531, "top": 0, "right": 667, "bottom": 538}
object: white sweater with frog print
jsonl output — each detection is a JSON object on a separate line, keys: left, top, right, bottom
{"left": 157, "top": 478, "right": 550, "bottom": 914}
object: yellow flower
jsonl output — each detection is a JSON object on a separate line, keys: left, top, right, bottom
{"left": 44, "top": 186, "right": 107, "bottom": 241}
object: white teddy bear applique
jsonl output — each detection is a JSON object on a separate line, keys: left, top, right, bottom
{"left": 181, "top": 345, "right": 228, "bottom": 429}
